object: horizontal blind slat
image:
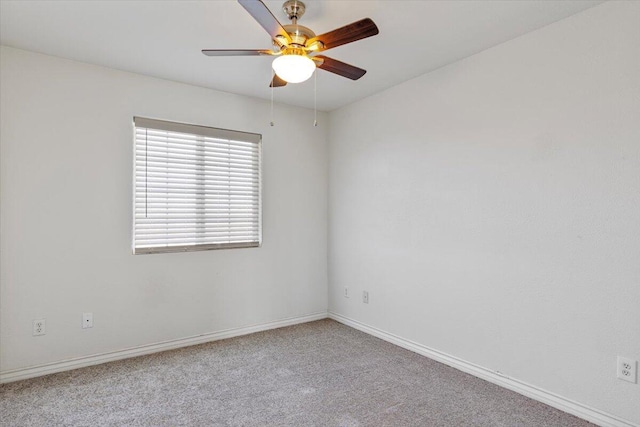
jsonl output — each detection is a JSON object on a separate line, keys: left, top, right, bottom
{"left": 136, "top": 138, "right": 257, "bottom": 153}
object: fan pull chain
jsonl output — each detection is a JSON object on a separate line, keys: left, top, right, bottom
{"left": 270, "top": 70, "right": 275, "bottom": 127}
{"left": 313, "top": 70, "right": 318, "bottom": 127}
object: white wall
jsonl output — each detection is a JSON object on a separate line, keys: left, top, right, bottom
{"left": 0, "top": 46, "right": 328, "bottom": 372}
{"left": 328, "top": 1, "right": 639, "bottom": 424}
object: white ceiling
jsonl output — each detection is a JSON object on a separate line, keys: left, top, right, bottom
{"left": 0, "top": 0, "right": 603, "bottom": 111}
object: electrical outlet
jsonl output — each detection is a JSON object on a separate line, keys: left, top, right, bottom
{"left": 33, "top": 319, "right": 46, "bottom": 336}
{"left": 82, "top": 312, "right": 93, "bottom": 329}
{"left": 344, "top": 287, "right": 349, "bottom": 298}
{"left": 363, "top": 291, "right": 369, "bottom": 304}
{"left": 617, "top": 356, "right": 637, "bottom": 383}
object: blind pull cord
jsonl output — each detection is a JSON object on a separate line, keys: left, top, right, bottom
{"left": 145, "top": 128, "right": 148, "bottom": 218}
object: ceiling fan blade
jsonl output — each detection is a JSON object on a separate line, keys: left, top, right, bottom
{"left": 238, "top": 0, "right": 291, "bottom": 44}
{"left": 314, "top": 55, "right": 366, "bottom": 80}
{"left": 270, "top": 74, "right": 288, "bottom": 87}
{"left": 306, "top": 18, "right": 379, "bottom": 52}
{"left": 202, "top": 49, "right": 275, "bottom": 56}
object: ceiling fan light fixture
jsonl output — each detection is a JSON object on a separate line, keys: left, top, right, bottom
{"left": 203, "top": 1, "right": 379, "bottom": 88}
{"left": 272, "top": 54, "right": 315, "bottom": 83}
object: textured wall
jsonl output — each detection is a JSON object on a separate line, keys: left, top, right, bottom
{"left": 0, "top": 46, "right": 328, "bottom": 371}
{"left": 328, "top": 2, "right": 640, "bottom": 423}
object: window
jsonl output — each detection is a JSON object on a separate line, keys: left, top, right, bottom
{"left": 133, "top": 117, "right": 261, "bottom": 254}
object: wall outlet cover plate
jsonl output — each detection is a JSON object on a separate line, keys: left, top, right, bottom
{"left": 617, "top": 356, "right": 637, "bottom": 383}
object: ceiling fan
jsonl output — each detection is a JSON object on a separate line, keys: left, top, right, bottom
{"left": 202, "top": 0, "right": 379, "bottom": 87}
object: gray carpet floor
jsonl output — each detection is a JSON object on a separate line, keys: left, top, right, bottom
{"left": 1, "top": 319, "right": 593, "bottom": 427}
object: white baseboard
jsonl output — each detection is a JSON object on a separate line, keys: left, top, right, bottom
{"left": 0, "top": 311, "right": 328, "bottom": 384}
{"left": 3, "top": 311, "right": 636, "bottom": 427}
{"left": 328, "top": 312, "right": 638, "bottom": 427}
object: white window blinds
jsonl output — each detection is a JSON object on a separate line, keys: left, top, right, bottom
{"left": 133, "top": 117, "right": 261, "bottom": 254}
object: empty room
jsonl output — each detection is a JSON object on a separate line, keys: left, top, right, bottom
{"left": 0, "top": 0, "right": 638, "bottom": 426}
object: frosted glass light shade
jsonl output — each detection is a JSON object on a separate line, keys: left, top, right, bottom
{"left": 272, "top": 55, "right": 315, "bottom": 84}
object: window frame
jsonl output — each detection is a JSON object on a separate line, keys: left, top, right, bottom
{"left": 132, "top": 117, "right": 262, "bottom": 255}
